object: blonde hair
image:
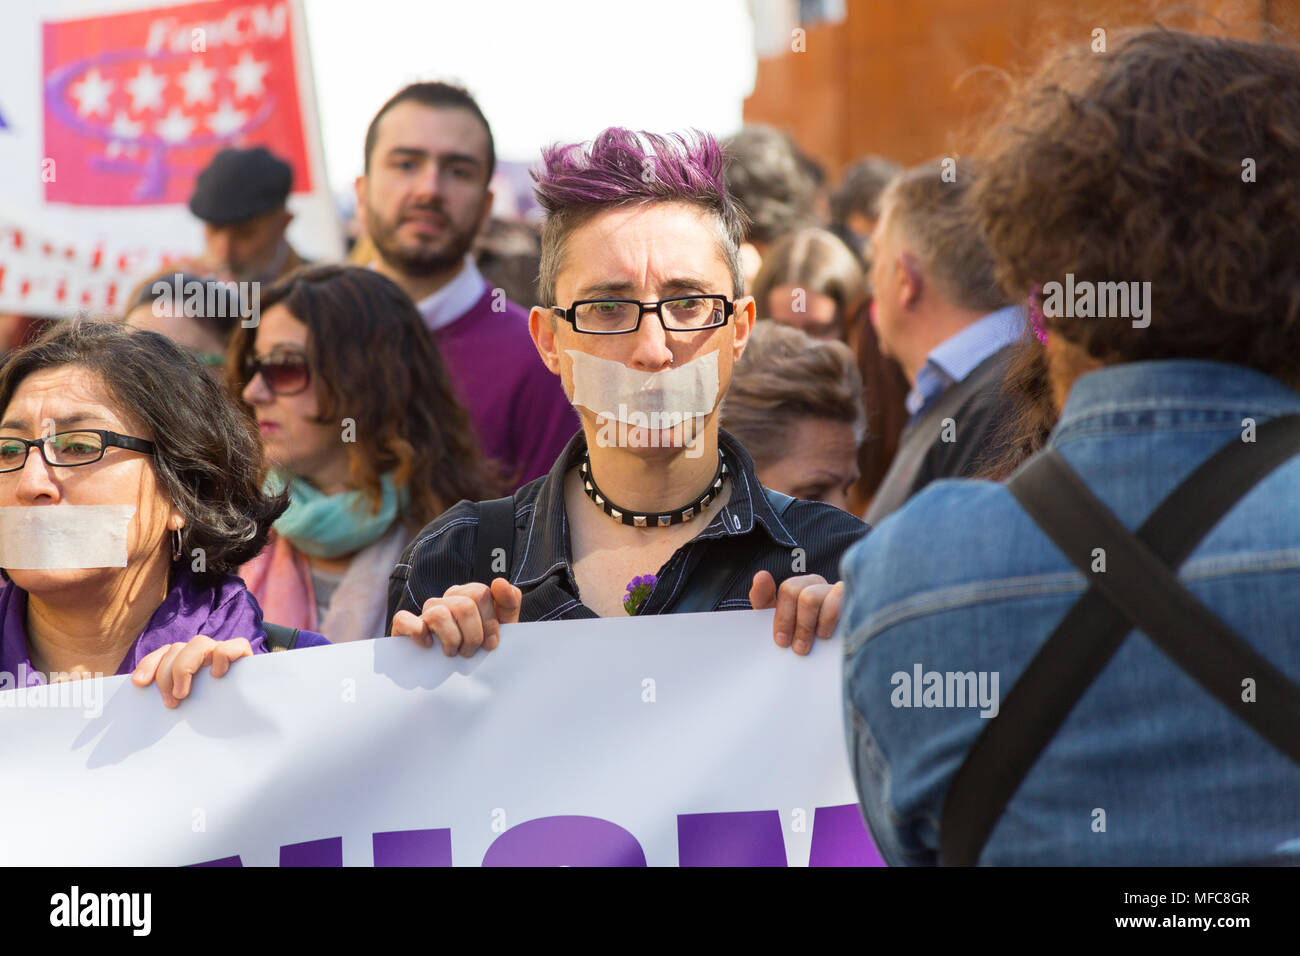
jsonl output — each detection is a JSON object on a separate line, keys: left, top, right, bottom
{"left": 721, "top": 321, "right": 866, "bottom": 470}
{"left": 752, "top": 227, "right": 865, "bottom": 334}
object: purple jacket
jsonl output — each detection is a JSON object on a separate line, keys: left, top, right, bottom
{"left": 0, "top": 567, "right": 329, "bottom": 687}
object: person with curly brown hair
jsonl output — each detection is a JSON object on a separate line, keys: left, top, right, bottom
{"left": 842, "top": 27, "right": 1300, "bottom": 866}
{"left": 232, "top": 265, "right": 501, "bottom": 643}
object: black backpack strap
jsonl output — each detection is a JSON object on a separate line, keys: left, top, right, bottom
{"left": 940, "top": 415, "right": 1300, "bottom": 866}
{"left": 472, "top": 495, "right": 517, "bottom": 586}
{"left": 674, "top": 487, "right": 797, "bottom": 614}
{"left": 263, "top": 622, "right": 300, "bottom": 651}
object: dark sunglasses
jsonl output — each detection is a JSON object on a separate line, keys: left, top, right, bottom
{"left": 243, "top": 351, "right": 311, "bottom": 396}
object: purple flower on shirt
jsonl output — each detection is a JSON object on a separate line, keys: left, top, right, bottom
{"left": 623, "top": 574, "right": 658, "bottom": 616}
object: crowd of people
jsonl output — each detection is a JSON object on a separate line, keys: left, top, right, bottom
{"left": 0, "top": 23, "right": 1297, "bottom": 865}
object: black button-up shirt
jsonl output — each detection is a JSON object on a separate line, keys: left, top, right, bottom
{"left": 388, "top": 428, "right": 869, "bottom": 623}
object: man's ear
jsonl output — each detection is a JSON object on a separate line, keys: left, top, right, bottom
{"left": 529, "top": 305, "right": 563, "bottom": 375}
{"left": 353, "top": 176, "right": 368, "bottom": 232}
{"left": 732, "top": 294, "right": 756, "bottom": 363}
{"left": 898, "top": 252, "right": 924, "bottom": 309}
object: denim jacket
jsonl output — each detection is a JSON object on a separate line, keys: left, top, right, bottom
{"left": 841, "top": 360, "right": 1300, "bottom": 865}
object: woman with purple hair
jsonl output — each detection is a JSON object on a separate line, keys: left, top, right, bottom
{"left": 388, "top": 128, "right": 867, "bottom": 653}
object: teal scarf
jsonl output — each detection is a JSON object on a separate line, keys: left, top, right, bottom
{"left": 268, "top": 471, "right": 409, "bottom": 559}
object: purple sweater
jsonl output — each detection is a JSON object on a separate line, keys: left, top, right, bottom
{"left": 434, "top": 286, "right": 579, "bottom": 489}
{"left": 0, "top": 568, "right": 328, "bottom": 687}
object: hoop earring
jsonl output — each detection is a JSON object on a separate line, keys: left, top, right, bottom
{"left": 172, "top": 528, "right": 183, "bottom": 562}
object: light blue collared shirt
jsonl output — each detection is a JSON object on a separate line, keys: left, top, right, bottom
{"left": 904, "top": 305, "right": 1027, "bottom": 419}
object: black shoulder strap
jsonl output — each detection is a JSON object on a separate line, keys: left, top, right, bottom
{"left": 674, "top": 487, "right": 797, "bottom": 614}
{"left": 263, "top": 622, "right": 300, "bottom": 651}
{"left": 472, "top": 495, "right": 517, "bottom": 585}
{"left": 940, "top": 415, "right": 1300, "bottom": 866}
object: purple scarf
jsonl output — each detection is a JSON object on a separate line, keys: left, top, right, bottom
{"left": 0, "top": 567, "right": 269, "bottom": 687}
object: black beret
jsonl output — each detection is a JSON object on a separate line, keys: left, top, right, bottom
{"left": 188, "top": 147, "right": 292, "bottom": 225}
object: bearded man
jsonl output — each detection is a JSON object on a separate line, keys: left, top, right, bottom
{"left": 355, "top": 82, "right": 577, "bottom": 488}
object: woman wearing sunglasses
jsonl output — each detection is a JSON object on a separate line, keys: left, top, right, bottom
{"left": 232, "top": 265, "right": 498, "bottom": 643}
{"left": 0, "top": 321, "right": 324, "bottom": 706}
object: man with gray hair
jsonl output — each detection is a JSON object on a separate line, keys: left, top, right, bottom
{"left": 863, "top": 159, "right": 1024, "bottom": 525}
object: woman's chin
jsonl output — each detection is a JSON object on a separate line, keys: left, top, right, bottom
{"left": 7, "top": 567, "right": 107, "bottom": 597}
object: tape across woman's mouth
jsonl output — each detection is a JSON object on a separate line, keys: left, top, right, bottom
{"left": 566, "top": 350, "right": 720, "bottom": 425}
{"left": 0, "top": 505, "right": 138, "bottom": 569}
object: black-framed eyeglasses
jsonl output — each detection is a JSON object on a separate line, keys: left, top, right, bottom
{"left": 552, "top": 295, "right": 735, "bottom": 335}
{"left": 243, "top": 350, "right": 311, "bottom": 396}
{"left": 0, "top": 430, "right": 156, "bottom": 474}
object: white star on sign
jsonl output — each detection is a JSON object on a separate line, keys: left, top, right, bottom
{"left": 177, "top": 58, "right": 217, "bottom": 107}
{"left": 155, "top": 107, "right": 195, "bottom": 143}
{"left": 107, "top": 110, "right": 143, "bottom": 158}
{"left": 70, "top": 68, "right": 114, "bottom": 118}
{"left": 228, "top": 52, "right": 269, "bottom": 100}
{"left": 108, "top": 111, "right": 143, "bottom": 140}
{"left": 207, "top": 98, "right": 248, "bottom": 137}
{"left": 125, "top": 63, "right": 167, "bottom": 113}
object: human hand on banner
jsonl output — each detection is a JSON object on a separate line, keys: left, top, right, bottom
{"left": 391, "top": 578, "right": 523, "bottom": 657}
{"left": 130, "top": 636, "right": 254, "bottom": 708}
{"left": 749, "top": 572, "right": 844, "bottom": 655}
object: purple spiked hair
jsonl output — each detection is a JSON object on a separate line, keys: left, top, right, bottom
{"left": 531, "top": 128, "right": 749, "bottom": 306}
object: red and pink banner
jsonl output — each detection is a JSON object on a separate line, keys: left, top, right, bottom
{"left": 0, "top": 0, "right": 340, "bottom": 318}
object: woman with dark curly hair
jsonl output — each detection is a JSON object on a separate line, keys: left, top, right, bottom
{"left": 0, "top": 321, "right": 324, "bottom": 707}
{"left": 233, "top": 264, "right": 499, "bottom": 642}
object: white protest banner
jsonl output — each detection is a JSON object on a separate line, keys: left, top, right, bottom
{"left": 0, "top": 0, "right": 340, "bottom": 317}
{"left": 0, "top": 610, "right": 883, "bottom": 866}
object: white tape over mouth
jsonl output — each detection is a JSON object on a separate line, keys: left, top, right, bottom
{"left": 566, "top": 349, "right": 720, "bottom": 423}
{"left": 0, "top": 505, "right": 138, "bottom": 569}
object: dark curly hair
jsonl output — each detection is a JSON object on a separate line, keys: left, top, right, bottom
{"left": 0, "top": 320, "right": 287, "bottom": 585}
{"left": 970, "top": 26, "right": 1300, "bottom": 383}
{"left": 229, "top": 264, "right": 501, "bottom": 527}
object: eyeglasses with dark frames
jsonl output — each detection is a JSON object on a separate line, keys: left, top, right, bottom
{"left": 552, "top": 295, "right": 735, "bottom": 335}
{"left": 0, "top": 430, "right": 156, "bottom": 474}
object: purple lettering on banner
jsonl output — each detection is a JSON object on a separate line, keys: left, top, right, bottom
{"left": 190, "top": 855, "right": 243, "bottom": 867}
{"left": 280, "top": 836, "right": 343, "bottom": 867}
{"left": 373, "top": 828, "right": 453, "bottom": 867}
{"left": 482, "top": 815, "right": 647, "bottom": 867}
{"left": 677, "top": 810, "right": 787, "bottom": 866}
{"left": 809, "top": 804, "right": 886, "bottom": 867}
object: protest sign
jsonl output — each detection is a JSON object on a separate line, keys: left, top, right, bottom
{"left": 0, "top": 610, "right": 882, "bottom": 866}
{"left": 0, "top": 0, "right": 340, "bottom": 317}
